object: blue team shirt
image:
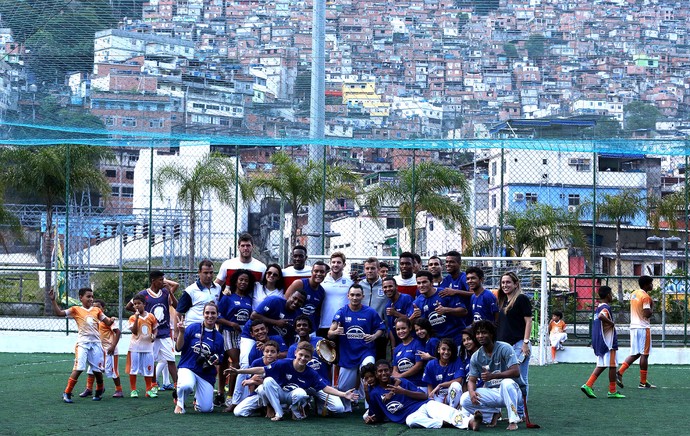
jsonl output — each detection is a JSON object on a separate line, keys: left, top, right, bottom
{"left": 386, "top": 294, "right": 414, "bottom": 345}
{"left": 592, "top": 302, "right": 618, "bottom": 356}
{"left": 368, "top": 378, "right": 426, "bottom": 423}
{"left": 422, "top": 337, "right": 441, "bottom": 357}
{"left": 413, "top": 292, "right": 466, "bottom": 341}
{"left": 178, "top": 323, "right": 225, "bottom": 385}
{"left": 264, "top": 358, "right": 328, "bottom": 392}
{"left": 438, "top": 273, "right": 470, "bottom": 323}
{"left": 287, "top": 336, "right": 331, "bottom": 381}
{"left": 247, "top": 334, "right": 288, "bottom": 363}
{"left": 217, "top": 293, "right": 252, "bottom": 333}
{"left": 333, "top": 305, "right": 385, "bottom": 368}
{"left": 422, "top": 358, "right": 465, "bottom": 390}
{"left": 297, "top": 278, "right": 325, "bottom": 331}
{"left": 470, "top": 290, "right": 499, "bottom": 323}
{"left": 240, "top": 296, "right": 299, "bottom": 343}
{"left": 137, "top": 288, "right": 173, "bottom": 338}
{"left": 392, "top": 338, "right": 425, "bottom": 386}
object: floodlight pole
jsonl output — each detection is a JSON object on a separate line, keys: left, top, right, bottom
{"left": 307, "top": 0, "right": 326, "bottom": 256}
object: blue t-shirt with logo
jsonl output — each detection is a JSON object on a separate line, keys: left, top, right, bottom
{"left": 392, "top": 338, "right": 424, "bottom": 386}
{"left": 332, "top": 305, "right": 385, "bottom": 368}
{"left": 218, "top": 293, "right": 252, "bottom": 332}
{"left": 263, "top": 358, "right": 327, "bottom": 392}
{"left": 413, "top": 292, "right": 466, "bottom": 341}
{"left": 368, "top": 377, "right": 426, "bottom": 424}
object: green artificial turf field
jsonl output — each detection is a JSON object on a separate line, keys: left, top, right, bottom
{"left": 1, "top": 353, "right": 686, "bottom": 435}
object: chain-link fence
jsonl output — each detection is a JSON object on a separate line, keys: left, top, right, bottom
{"left": 0, "top": 142, "right": 687, "bottom": 348}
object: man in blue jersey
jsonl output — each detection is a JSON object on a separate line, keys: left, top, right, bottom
{"left": 284, "top": 261, "right": 328, "bottom": 331}
{"left": 411, "top": 271, "right": 467, "bottom": 343}
{"left": 328, "top": 283, "right": 386, "bottom": 412}
{"left": 466, "top": 267, "right": 499, "bottom": 324}
{"left": 364, "top": 360, "right": 465, "bottom": 428}
{"left": 437, "top": 251, "right": 472, "bottom": 324}
{"left": 383, "top": 276, "right": 414, "bottom": 348}
{"left": 229, "top": 341, "right": 358, "bottom": 420}
{"left": 126, "top": 270, "right": 179, "bottom": 391}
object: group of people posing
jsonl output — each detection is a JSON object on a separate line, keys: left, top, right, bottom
{"left": 53, "top": 233, "right": 536, "bottom": 430}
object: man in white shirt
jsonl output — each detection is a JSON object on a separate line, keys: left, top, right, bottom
{"left": 215, "top": 233, "right": 266, "bottom": 287}
{"left": 318, "top": 251, "right": 353, "bottom": 338}
{"left": 177, "top": 260, "right": 222, "bottom": 327}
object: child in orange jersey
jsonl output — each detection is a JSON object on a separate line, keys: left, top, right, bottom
{"left": 49, "top": 287, "right": 114, "bottom": 403}
{"left": 79, "top": 299, "right": 124, "bottom": 398}
{"left": 127, "top": 294, "right": 158, "bottom": 398}
{"left": 548, "top": 311, "right": 567, "bottom": 363}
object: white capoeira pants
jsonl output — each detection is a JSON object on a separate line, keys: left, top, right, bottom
{"left": 258, "top": 377, "right": 309, "bottom": 419}
{"left": 234, "top": 394, "right": 264, "bottom": 417}
{"left": 176, "top": 368, "right": 214, "bottom": 413}
{"left": 312, "top": 389, "right": 345, "bottom": 415}
{"left": 431, "top": 381, "right": 462, "bottom": 409}
{"left": 459, "top": 379, "right": 523, "bottom": 424}
{"left": 337, "top": 355, "right": 375, "bottom": 412}
{"left": 406, "top": 400, "right": 465, "bottom": 428}
{"left": 231, "top": 337, "right": 256, "bottom": 405}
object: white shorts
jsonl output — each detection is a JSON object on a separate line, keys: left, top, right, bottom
{"left": 127, "top": 351, "right": 154, "bottom": 376}
{"left": 73, "top": 342, "right": 105, "bottom": 373}
{"left": 88, "top": 354, "right": 120, "bottom": 379}
{"left": 596, "top": 349, "right": 617, "bottom": 368}
{"left": 153, "top": 337, "right": 176, "bottom": 362}
{"left": 629, "top": 328, "right": 651, "bottom": 356}
{"left": 223, "top": 330, "right": 241, "bottom": 350}
{"left": 550, "top": 332, "right": 567, "bottom": 347}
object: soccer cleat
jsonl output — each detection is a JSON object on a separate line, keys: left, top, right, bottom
{"left": 112, "top": 390, "right": 124, "bottom": 398}
{"left": 213, "top": 392, "right": 224, "bottom": 407}
{"left": 146, "top": 389, "right": 158, "bottom": 398}
{"left": 79, "top": 388, "right": 93, "bottom": 398}
{"left": 162, "top": 383, "right": 175, "bottom": 391}
{"left": 607, "top": 391, "right": 625, "bottom": 399}
{"left": 615, "top": 372, "right": 624, "bottom": 389}
{"left": 130, "top": 390, "right": 139, "bottom": 398}
{"left": 638, "top": 382, "right": 656, "bottom": 389}
{"left": 580, "top": 384, "right": 597, "bottom": 398}
{"left": 62, "top": 393, "right": 74, "bottom": 403}
{"left": 92, "top": 389, "right": 104, "bottom": 401}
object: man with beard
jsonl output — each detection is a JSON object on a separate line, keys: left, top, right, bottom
{"left": 285, "top": 261, "right": 328, "bottom": 335}
{"left": 410, "top": 271, "right": 467, "bottom": 344}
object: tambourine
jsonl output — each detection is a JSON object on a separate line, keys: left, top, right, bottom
{"left": 315, "top": 339, "right": 337, "bottom": 364}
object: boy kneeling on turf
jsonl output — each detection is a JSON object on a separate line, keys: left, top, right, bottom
{"left": 228, "top": 341, "right": 358, "bottom": 420}
{"left": 127, "top": 294, "right": 158, "bottom": 398}
{"left": 49, "top": 288, "right": 114, "bottom": 403}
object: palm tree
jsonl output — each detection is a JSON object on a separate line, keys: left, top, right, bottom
{"left": 361, "top": 161, "right": 471, "bottom": 249}
{"left": 154, "top": 152, "right": 239, "bottom": 271}
{"left": 0, "top": 145, "right": 111, "bottom": 314}
{"left": 596, "top": 189, "right": 646, "bottom": 303}
{"left": 0, "top": 194, "right": 22, "bottom": 253}
{"left": 504, "top": 203, "right": 587, "bottom": 257}
{"left": 246, "top": 151, "right": 359, "bottom": 249}
{"left": 649, "top": 187, "right": 686, "bottom": 233}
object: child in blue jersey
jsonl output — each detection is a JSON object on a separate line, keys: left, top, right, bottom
{"left": 460, "top": 328, "right": 483, "bottom": 391}
{"left": 392, "top": 317, "right": 425, "bottom": 387}
{"left": 174, "top": 301, "right": 225, "bottom": 414}
{"left": 231, "top": 340, "right": 279, "bottom": 417}
{"left": 217, "top": 269, "right": 255, "bottom": 405}
{"left": 466, "top": 267, "right": 499, "bottom": 323}
{"left": 328, "top": 284, "right": 386, "bottom": 412}
{"left": 422, "top": 338, "right": 464, "bottom": 408}
{"left": 413, "top": 318, "right": 440, "bottom": 361}
{"left": 229, "top": 341, "right": 358, "bottom": 420}
{"left": 411, "top": 271, "right": 467, "bottom": 344}
{"left": 364, "top": 360, "right": 465, "bottom": 428}
{"left": 383, "top": 276, "right": 414, "bottom": 348}
{"left": 581, "top": 286, "right": 625, "bottom": 399}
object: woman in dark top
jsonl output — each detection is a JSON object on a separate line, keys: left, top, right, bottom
{"left": 496, "top": 271, "right": 533, "bottom": 403}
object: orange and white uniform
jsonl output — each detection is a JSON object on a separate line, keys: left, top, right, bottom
{"left": 65, "top": 306, "right": 108, "bottom": 372}
{"left": 549, "top": 319, "right": 567, "bottom": 348}
{"left": 629, "top": 289, "right": 652, "bottom": 355}
{"left": 127, "top": 312, "right": 158, "bottom": 376}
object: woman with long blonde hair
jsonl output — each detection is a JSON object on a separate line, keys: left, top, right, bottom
{"left": 496, "top": 271, "right": 533, "bottom": 417}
